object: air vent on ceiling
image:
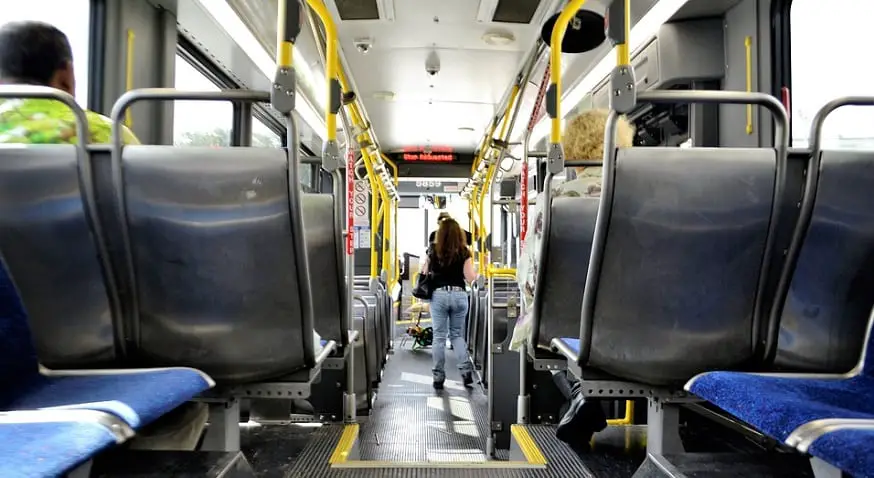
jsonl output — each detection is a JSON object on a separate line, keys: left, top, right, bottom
{"left": 492, "top": 0, "right": 541, "bottom": 24}
{"left": 334, "top": 0, "right": 380, "bottom": 21}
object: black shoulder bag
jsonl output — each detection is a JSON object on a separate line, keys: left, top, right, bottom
{"left": 412, "top": 254, "right": 435, "bottom": 300}
{"left": 412, "top": 270, "right": 434, "bottom": 300}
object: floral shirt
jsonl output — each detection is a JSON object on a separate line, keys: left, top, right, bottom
{"left": 510, "top": 167, "right": 603, "bottom": 351}
{"left": 0, "top": 98, "right": 139, "bottom": 145}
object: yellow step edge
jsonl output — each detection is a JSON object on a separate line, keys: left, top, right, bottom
{"left": 510, "top": 424, "right": 548, "bottom": 465}
{"left": 332, "top": 460, "right": 544, "bottom": 469}
{"left": 328, "top": 423, "right": 359, "bottom": 464}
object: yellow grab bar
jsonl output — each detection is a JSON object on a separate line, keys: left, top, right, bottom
{"left": 615, "top": 0, "right": 631, "bottom": 66}
{"left": 380, "top": 152, "right": 398, "bottom": 185}
{"left": 489, "top": 267, "right": 517, "bottom": 277}
{"left": 744, "top": 35, "right": 754, "bottom": 135}
{"left": 304, "top": 0, "right": 339, "bottom": 142}
{"left": 125, "top": 29, "right": 135, "bottom": 128}
{"left": 549, "top": 0, "right": 588, "bottom": 144}
{"left": 360, "top": 153, "right": 381, "bottom": 278}
{"left": 606, "top": 401, "right": 635, "bottom": 426}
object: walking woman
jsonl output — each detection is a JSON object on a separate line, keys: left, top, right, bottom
{"left": 420, "top": 218, "right": 478, "bottom": 390}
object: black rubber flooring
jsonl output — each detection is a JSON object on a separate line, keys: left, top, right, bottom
{"left": 357, "top": 339, "right": 490, "bottom": 462}
{"left": 241, "top": 339, "right": 651, "bottom": 476}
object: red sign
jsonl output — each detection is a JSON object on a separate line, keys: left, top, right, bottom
{"left": 346, "top": 149, "right": 355, "bottom": 255}
{"left": 401, "top": 152, "right": 455, "bottom": 162}
{"left": 520, "top": 159, "right": 528, "bottom": 241}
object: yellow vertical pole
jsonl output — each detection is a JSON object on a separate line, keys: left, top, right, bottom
{"left": 124, "top": 29, "right": 135, "bottom": 128}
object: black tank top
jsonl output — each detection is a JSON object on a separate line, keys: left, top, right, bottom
{"left": 429, "top": 248, "right": 470, "bottom": 289}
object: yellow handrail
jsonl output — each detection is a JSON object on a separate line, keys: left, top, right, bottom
{"left": 615, "top": 0, "right": 631, "bottom": 66}
{"left": 475, "top": 85, "right": 519, "bottom": 266}
{"left": 304, "top": 0, "right": 339, "bottom": 143}
{"left": 361, "top": 155, "right": 381, "bottom": 278}
{"left": 489, "top": 267, "right": 517, "bottom": 277}
{"left": 744, "top": 35, "right": 753, "bottom": 135}
{"left": 380, "top": 152, "right": 399, "bottom": 286}
{"left": 549, "top": 0, "right": 588, "bottom": 144}
{"left": 307, "top": 0, "right": 399, "bottom": 284}
{"left": 606, "top": 401, "right": 634, "bottom": 426}
{"left": 380, "top": 152, "right": 398, "bottom": 185}
{"left": 124, "top": 29, "right": 135, "bottom": 128}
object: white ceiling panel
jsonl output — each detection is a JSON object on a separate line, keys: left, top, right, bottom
{"left": 327, "top": 0, "right": 553, "bottom": 153}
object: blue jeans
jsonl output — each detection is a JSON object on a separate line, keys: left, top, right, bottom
{"left": 430, "top": 288, "right": 473, "bottom": 381}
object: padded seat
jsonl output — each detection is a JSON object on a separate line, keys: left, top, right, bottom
{"left": 0, "top": 416, "right": 125, "bottom": 478}
{"left": 554, "top": 337, "right": 580, "bottom": 356}
{"left": 806, "top": 427, "right": 874, "bottom": 478}
{"left": 686, "top": 303, "right": 874, "bottom": 476}
{"left": 686, "top": 373, "right": 874, "bottom": 442}
{"left": 5, "top": 370, "right": 213, "bottom": 429}
{"left": 0, "top": 253, "right": 214, "bottom": 430}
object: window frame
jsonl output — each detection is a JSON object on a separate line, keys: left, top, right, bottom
{"left": 88, "top": 0, "right": 107, "bottom": 112}
{"left": 771, "top": 0, "right": 793, "bottom": 144}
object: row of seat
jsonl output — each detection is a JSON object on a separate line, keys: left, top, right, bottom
{"left": 532, "top": 92, "right": 874, "bottom": 475}
{"left": 352, "top": 278, "right": 394, "bottom": 410}
{"left": 685, "top": 98, "right": 874, "bottom": 477}
{"left": 534, "top": 95, "right": 872, "bottom": 387}
{"left": 0, "top": 143, "right": 348, "bottom": 382}
{"left": 467, "top": 278, "right": 519, "bottom": 385}
{"left": 0, "top": 87, "right": 364, "bottom": 476}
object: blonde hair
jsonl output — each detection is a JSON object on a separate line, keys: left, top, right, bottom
{"left": 563, "top": 109, "right": 635, "bottom": 171}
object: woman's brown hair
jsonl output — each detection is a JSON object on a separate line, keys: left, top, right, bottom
{"left": 434, "top": 218, "right": 468, "bottom": 266}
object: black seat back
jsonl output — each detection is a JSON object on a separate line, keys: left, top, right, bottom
{"left": 584, "top": 147, "right": 778, "bottom": 385}
{"left": 118, "top": 146, "right": 310, "bottom": 383}
{"left": 774, "top": 149, "right": 874, "bottom": 372}
{"left": 533, "top": 197, "right": 598, "bottom": 349}
{"left": 302, "top": 194, "right": 346, "bottom": 345}
{"left": 0, "top": 145, "right": 120, "bottom": 367}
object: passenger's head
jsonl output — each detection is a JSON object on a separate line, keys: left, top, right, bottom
{"left": 437, "top": 212, "right": 451, "bottom": 224}
{"left": 434, "top": 218, "right": 467, "bottom": 266}
{"left": 563, "top": 109, "right": 635, "bottom": 173}
{"left": 0, "top": 21, "right": 75, "bottom": 95}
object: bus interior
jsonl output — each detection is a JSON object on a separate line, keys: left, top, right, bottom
{"left": 1, "top": 0, "right": 874, "bottom": 476}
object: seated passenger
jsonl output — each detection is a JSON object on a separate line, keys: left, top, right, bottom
{"left": 0, "top": 21, "right": 139, "bottom": 145}
{"left": 511, "top": 109, "right": 636, "bottom": 449}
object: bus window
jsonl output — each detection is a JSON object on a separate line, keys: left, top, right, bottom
{"left": 398, "top": 207, "right": 426, "bottom": 257}
{"left": 252, "top": 118, "right": 281, "bottom": 147}
{"left": 173, "top": 54, "right": 232, "bottom": 146}
{"left": 5, "top": 1, "right": 90, "bottom": 104}
{"left": 790, "top": 0, "right": 874, "bottom": 148}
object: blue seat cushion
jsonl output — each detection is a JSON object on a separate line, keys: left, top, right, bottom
{"left": 3, "top": 369, "right": 211, "bottom": 429}
{"left": 562, "top": 338, "right": 580, "bottom": 354}
{"left": 808, "top": 428, "right": 874, "bottom": 478}
{"left": 0, "top": 421, "right": 116, "bottom": 477}
{"left": 688, "top": 372, "right": 874, "bottom": 442}
{"left": 557, "top": 337, "right": 580, "bottom": 356}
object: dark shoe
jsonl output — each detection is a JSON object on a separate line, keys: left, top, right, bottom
{"left": 555, "top": 394, "right": 608, "bottom": 448}
{"left": 433, "top": 379, "right": 444, "bottom": 390}
{"left": 462, "top": 373, "right": 474, "bottom": 388}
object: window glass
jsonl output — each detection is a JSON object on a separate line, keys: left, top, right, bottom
{"left": 398, "top": 206, "right": 426, "bottom": 257}
{"left": 252, "top": 117, "right": 281, "bottom": 147}
{"left": 253, "top": 116, "right": 314, "bottom": 189}
{"left": 790, "top": 0, "right": 874, "bottom": 148}
{"left": 5, "top": 2, "right": 90, "bottom": 104}
{"left": 173, "top": 54, "right": 232, "bottom": 146}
